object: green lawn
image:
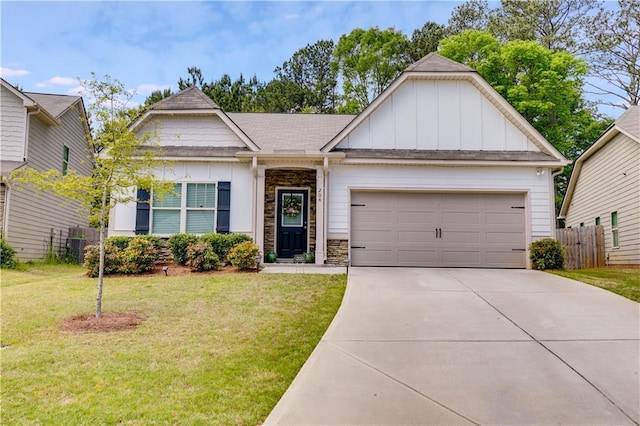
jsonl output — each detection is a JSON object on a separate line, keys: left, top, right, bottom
{"left": 1, "top": 264, "right": 346, "bottom": 425}
{"left": 550, "top": 267, "right": 640, "bottom": 302}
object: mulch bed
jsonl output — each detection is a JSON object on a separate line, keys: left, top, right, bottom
{"left": 61, "top": 312, "right": 146, "bottom": 334}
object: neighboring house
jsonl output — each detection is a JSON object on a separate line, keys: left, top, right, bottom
{"left": 559, "top": 106, "right": 640, "bottom": 265}
{"left": 110, "top": 53, "right": 569, "bottom": 269}
{"left": 0, "top": 78, "right": 92, "bottom": 262}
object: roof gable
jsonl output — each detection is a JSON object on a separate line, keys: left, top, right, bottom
{"left": 615, "top": 105, "right": 639, "bottom": 141}
{"left": 25, "top": 92, "right": 80, "bottom": 118}
{"left": 322, "top": 54, "right": 567, "bottom": 163}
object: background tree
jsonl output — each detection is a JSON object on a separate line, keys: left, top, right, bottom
{"left": 406, "top": 21, "right": 449, "bottom": 62}
{"left": 447, "top": 0, "right": 491, "bottom": 34}
{"left": 332, "top": 27, "right": 410, "bottom": 113}
{"left": 145, "top": 88, "right": 174, "bottom": 106}
{"left": 272, "top": 40, "right": 338, "bottom": 113}
{"left": 488, "top": 0, "right": 600, "bottom": 52}
{"left": 583, "top": 0, "right": 640, "bottom": 108}
{"left": 11, "top": 74, "right": 173, "bottom": 318}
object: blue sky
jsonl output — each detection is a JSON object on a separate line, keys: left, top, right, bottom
{"left": 1, "top": 1, "right": 469, "bottom": 106}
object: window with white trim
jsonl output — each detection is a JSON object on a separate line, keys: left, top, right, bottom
{"left": 152, "top": 183, "right": 216, "bottom": 235}
{"left": 611, "top": 211, "right": 619, "bottom": 248}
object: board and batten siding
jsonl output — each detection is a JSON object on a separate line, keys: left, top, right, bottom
{"left": 6, "top": 106, "right": 93, "bottom": 261}
{"left": 0, "top": 85, "right": 27, "bottom": 162}
{"left": 336, "top": 80, "right": 539, "bottom": 152}
{"left": 109, "top": 162, "right": 254, "bottom": 237}
{"left": 142, "top": 116, "right": 246, "bottom": 148}
{"left": 328, "top": 165, "right": 554, "bottom": 240}
{"left": 565, "top": 134, "right": 640, "bottom": 265}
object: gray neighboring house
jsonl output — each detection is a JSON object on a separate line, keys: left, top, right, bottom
{"left": 559, "top": 106, "right": 640, "bottom": 265}
{"left": 1, "top": 78, "right": 93, "bottom": 262}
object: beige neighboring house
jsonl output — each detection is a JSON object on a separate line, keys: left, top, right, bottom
{"left": 0, "top": 78, "right": 92, "bottom": 262}
{"left": 111, "top": 53, "right": 569, "bottom": 269}
{"left": 559, "top": 106, "right": 640, "bottom": 265}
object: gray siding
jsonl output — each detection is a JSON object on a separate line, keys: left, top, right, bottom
{"left": 0, "top": 183, "right": 5, "bottom": 233}
{"left": 5, "top": 104, "right": 93, "bottom": 262}
{"left": 0, "top": 85, "right": 27, "bottom": 162}
{"left": 565, "top": 134, "right": 640, "bottom": 265}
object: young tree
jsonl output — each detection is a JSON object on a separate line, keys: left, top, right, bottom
{"left": 332, "top": 27, "right": 410, "bottom": 112}
{"left": 11, "top": 74, "right": 173, "bottom": 318}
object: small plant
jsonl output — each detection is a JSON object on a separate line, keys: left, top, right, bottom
{"left": 265, "top": 251, "right": 277, "bottom": 263}
{"left": 136, "top": 235, "right": 164, "bottom": 251}
{"left": 185, "top": 241, "right": 221, "bottom": 272}
{"left": 529, "top": 238, "right": 565, "bottom": 270}
{"left": 0, "top": 237, "right": 18, "bottom": 269}
{"left": 106, "top": 236, "right": 132, "bottom": 251}
{"left": 167, "top": 233, "right": 198, "bottom": 265}
{"left": 228, "top": 241, "right": 260, "bottom": 270}
{"left": 84, "top": 242, "right": 122, "bottom": 278}
{"left": 200, "top": 233, "right": 252, "bottom": 262}
{"left": 305, "top": 252, "right": 315, "bottom": 263}
{"left": 119, "top": 238, "right": 157, "bottom": 274}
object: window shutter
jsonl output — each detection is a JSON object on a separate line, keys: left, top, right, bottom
{"left": 216, "top": 182, "right": 231, "bottom": 234}
{"left": 135, "top": 189, "right": 150, "bottom": 235}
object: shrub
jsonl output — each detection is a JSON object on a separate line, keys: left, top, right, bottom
{"left": 106, "top": 236, "right": 132, "bottom": 251}
{"left": 529, "top": 238, "right": 565, "bottom": 270}
{"left": 136, "top": 235, "right": 164, "bottom": 251}
{"left": 119, "top": 238, "right": 157, "bottom": 274}
{"left": 167, "top": 233, "right": 198, "bottom": 265}
{"left": 200, "top": 233, "right": 252, "bottom": 262}
{"left": 0, "top": 237, "right": 17, "bottom": 269}
{"left": 185, "top": 241, "right": 221, "bottom": 272}
{"left": 228, "top": 241, "right": 260, "bottom": 270}
{"left": 84, "top": 242, "right": 122, "bottom": 278}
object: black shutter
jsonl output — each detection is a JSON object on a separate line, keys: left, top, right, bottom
{"left": 216, "top": 182, "right": 231, "bottom": 234}
{"left": 135, "top": 189, "right": 150, "bottom": 235}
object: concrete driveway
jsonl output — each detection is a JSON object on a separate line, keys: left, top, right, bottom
{"left": 265, "top": 268, "right": 640, "bottom": 425}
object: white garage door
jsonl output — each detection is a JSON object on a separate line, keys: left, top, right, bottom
{"left": 350, "top": 192, "right": 526, "bottom": 268}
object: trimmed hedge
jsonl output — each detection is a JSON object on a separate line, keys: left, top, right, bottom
{"left": 185, "top": 241, "right": 221, "bottom": 272}
{"left": 228, "top": 241, "right": 260, "bottom": 270}
{"left": 529, "top": 238, "right": 565, "bottom": 270}
{"left": 167, "top": 234, "right": 199, "bottom": 265}
{"left": 199, "top": 233, "right": 252, "bottom": 262}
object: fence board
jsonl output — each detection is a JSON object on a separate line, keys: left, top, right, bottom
{"left": 556, "top": 226, "right": 605, "bottom": 269}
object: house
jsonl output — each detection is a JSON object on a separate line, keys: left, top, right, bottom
{"left": 559, "top": 106, "right": 639, "bottom": 265}
{"left": 0, "top": 78, "right": 92, "bottom": 262}
{"left": 109, "top": 53, "right": 569, "bottom": 269}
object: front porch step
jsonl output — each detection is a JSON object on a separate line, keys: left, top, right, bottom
{"left": 275, "top": 258, "right": 294, "bottom": 263}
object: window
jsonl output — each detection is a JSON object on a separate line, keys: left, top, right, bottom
{"left": 62, "top": 145, "right": 69, "bottom": 175}
{"left": 595, "top": 217, "right": 600, "bottom": 226}
{"left": 151, "top": 183, "right": 216, "bottom": 235}
{"left": 611, "top": 211, "right": 619, "bottom": 248}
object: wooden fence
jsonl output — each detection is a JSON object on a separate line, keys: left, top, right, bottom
{"left": 556, "top": 225, "right": 605, "bottom": 270}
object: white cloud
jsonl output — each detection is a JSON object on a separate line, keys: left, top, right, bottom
{"left": 0, "top": 67, "right": 31, "bottom": 77}
{"left": 36, "top": 76, "right": 78, "bottom": 87}
{"left": 130, "top": 83, "right": 172, "bottom": 96}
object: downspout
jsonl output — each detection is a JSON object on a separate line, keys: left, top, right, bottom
{"left": 323, "top": 156, "right": 329, "bottom": 263}
{"left": 552, "top": 167, "right": 565, "bottom": 231}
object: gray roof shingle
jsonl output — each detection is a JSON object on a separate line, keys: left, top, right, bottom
{"left": 24, "top": 92, "right": 80, "bottom": 117}
{"left": 227, "top": 112, "right": 355, "bottom": 151}
{"left": 151, "top": 87, "right": 220, "bottom": 110}
{"left": 405, "top": 52, "right": 475, "bottom": 73}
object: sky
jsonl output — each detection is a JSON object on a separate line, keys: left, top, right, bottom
{"left": 1, "top": 1, "right": 470, "bottom": 106}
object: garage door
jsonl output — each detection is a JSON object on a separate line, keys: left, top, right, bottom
{"left": 350, "top": 192, "right": 526, "bottom": 268}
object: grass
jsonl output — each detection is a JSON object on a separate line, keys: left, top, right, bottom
{"left": 1, "top": 264, "right": 347, "bottom": 425}
{"left": 549, "top": 267, "right": 640, "bottom": 302}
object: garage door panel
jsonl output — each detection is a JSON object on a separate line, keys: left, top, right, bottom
{"left": 351, "top": 192, "right": 526, "bottom": 268}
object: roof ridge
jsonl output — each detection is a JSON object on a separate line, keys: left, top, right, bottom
{"left": 405, "top": 52, "right": 475, "bottom": 73}
{"left": 151, "top": 86, "right": 220, "bottom": 111}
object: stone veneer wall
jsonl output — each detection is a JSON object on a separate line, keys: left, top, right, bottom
{"left": 327, "top": 239, "right": 349, "bottom": 266}
{"left": 264, "top": 169, "right": 316, "bottom": 256}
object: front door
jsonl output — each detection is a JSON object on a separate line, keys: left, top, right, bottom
{"left": 276, "top": 189, "right": 308, "bottom": 258}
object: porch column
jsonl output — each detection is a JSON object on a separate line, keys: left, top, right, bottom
{"left": 255, "top": 166, "right": 266, "bottom": 255}
{"left": 315, "top": 166, "right": 325, "bottom": 264}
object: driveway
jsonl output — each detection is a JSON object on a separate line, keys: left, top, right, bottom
{"left": 265, "top": 268, "right": 640, "bottom": 425}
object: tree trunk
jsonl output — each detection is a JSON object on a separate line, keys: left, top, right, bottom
{"left": 96, "top": 184, "right": 108, "bottom": 318}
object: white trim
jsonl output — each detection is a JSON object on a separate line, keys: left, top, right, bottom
{"left": 339, "top": 159, "right": 564, "bottom": 167}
